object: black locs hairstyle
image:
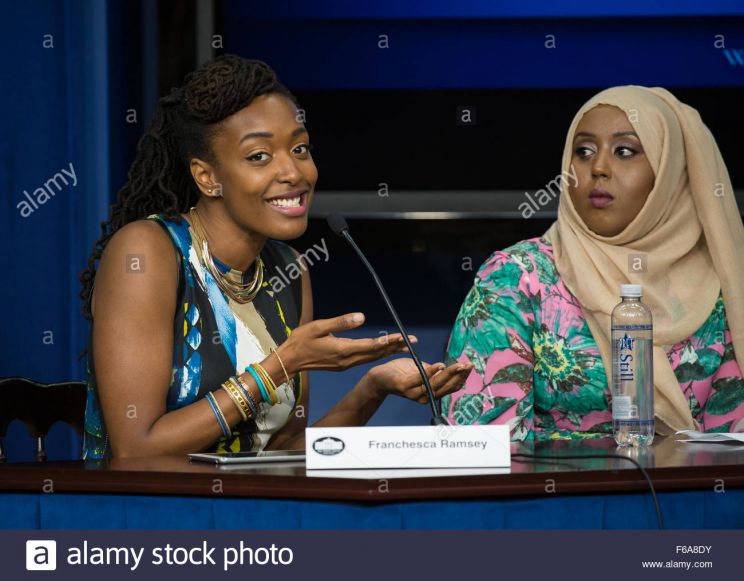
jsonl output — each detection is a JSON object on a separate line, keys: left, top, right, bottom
{"left": 79, "top": 54, "right": 295, "bottom": 321}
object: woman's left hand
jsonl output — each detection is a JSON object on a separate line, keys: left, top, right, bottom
{"left": 363, "top": 358, "right": 474, "bottom": 404}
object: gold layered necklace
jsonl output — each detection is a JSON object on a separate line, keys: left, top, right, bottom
{"left": 188, "top": 207, "right": 264, "bottom": 304}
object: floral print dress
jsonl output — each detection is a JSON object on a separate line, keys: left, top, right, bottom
{"left": 442, "top": 237, "right": 744, "bottom": 440}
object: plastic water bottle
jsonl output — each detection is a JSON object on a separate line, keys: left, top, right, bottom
{"left": 611, "top": 284, "right": 654, "bottom": 447}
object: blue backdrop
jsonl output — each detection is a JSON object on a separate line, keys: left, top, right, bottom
{"left": 1, "top": 0, "right": 113, "bottom": 459}
{"left": 2, "top": 0, "right": 743, "bottom": 461}
{"left": 226, "top": 1, "right": 744, "bottom": 90}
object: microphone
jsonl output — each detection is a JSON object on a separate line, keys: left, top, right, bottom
{"left": 327, "top": 213, "right": 448, "bottom": 425}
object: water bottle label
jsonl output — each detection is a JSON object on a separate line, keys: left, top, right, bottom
{"left": 612, "top": 395, "right": 634, "bottom": 420}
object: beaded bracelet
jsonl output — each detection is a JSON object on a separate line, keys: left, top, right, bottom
{"left": 227, "top": 376, "right": 255, "bottom": 419}
{"left": 235, "top": 375, "right": 260, "bottom": 419}
{"left": 205, "top": 391, "right": 231, "bottom": 438}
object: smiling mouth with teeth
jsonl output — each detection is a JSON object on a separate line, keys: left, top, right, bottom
{"left": 268, "top": 196, "right": 302, "bottom": 208}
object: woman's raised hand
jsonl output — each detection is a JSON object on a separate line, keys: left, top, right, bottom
{"left": 277, "top": 312, "right": 415, "bottom": 374}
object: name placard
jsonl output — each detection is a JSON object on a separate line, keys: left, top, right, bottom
{"left": 305, "top": 425, "right": 510, "bottom": 470}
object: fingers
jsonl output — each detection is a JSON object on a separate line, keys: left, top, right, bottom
{"left": 349, "top": 333, "right": 417, "bottom": 359}
{"left": 424, "top": 362, "right": 446, "bottom": 377}
{"left": 395, "top": 334, "right": 418, "bottom": 350}
{"left": 376, "top": 333, "right": 416, "bottom": 346}
{"left": 309, "top": 315, "right": 417, "bottom": 347}
{"left": 392, "top": 334, "right": 419, "bottom": 353}
{"left": 311, "top": 312, "right": 366, "bottom": 337}
{"left": 388, "top": 360, "right": 442, "bottom": 391}
{"left": 415, "top": 362, "right": 474, "bottom": 404}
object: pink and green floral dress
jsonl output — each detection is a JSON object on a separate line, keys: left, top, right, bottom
{"left": 442, "top": 237, "right": 744, "bottom": 440}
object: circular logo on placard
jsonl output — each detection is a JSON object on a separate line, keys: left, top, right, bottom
{"left": 312, "top": 436, "right": 345, "bottom": 456}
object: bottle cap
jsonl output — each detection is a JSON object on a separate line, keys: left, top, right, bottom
{"left": 620, "top": 284, "right": 642, "bottom": 297}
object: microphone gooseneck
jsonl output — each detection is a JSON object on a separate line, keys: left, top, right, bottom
{"left": 327, "top": 213, "right": 448, "bottom": 426}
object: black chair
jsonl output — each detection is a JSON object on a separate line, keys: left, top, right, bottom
{"left": 0, "top": 377, "right": 86, "bottom": 461}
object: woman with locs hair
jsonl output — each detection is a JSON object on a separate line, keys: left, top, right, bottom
{"left": 443, "top": 86, "right": 744, "bottom": 440}
{"left": 80, "top": 54, "right": 472, "bottom": 459}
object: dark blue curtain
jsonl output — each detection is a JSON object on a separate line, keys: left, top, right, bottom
{"left": 1, "top": 0, "right": 117, "bottom": 460}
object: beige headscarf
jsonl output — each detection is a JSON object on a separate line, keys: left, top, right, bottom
{"left": 545, "top": 86, "right": 744, "bottom": 434}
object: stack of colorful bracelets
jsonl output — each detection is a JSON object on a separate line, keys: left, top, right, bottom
{"left": 205, "top": 349, "right": 291, "bottom": 439}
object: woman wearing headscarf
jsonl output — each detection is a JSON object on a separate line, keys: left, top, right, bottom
{"left": 443, "top": 86, "right": 744, "bottom": 440}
